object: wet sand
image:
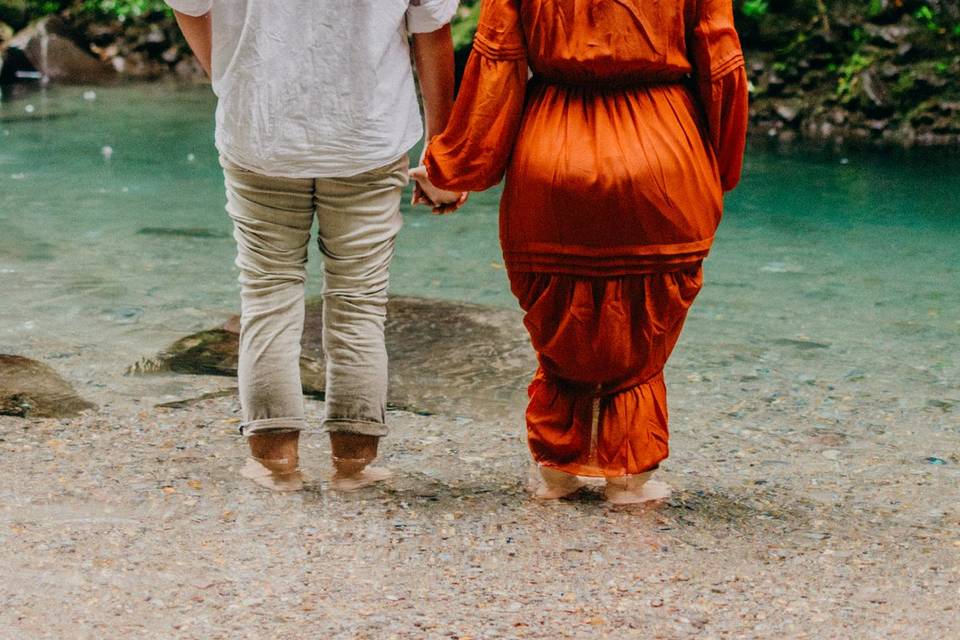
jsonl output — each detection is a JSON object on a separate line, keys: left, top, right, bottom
{"left": 2, "top": 344, "right": 957, "bottom": 639}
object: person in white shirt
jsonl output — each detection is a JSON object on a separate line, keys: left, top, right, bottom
{"left": 167, "top": 0, "right": 465, "bottom": 491}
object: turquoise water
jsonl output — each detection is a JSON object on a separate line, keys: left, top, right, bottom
{"left": 1, "top": 82, "right": 958, "bottom": 404}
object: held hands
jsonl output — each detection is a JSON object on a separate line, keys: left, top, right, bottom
{"left": 409, "top": 165, "right": 468, "bottom": 215}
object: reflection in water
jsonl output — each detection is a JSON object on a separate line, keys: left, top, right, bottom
{"left": 330, "top": 466, "right": 392, "bottom": 492}
{"left": 604, "top": 474, "right": 672, "bottom": 505}
{"left": 239, "top": 457, "right": 305, "bottom": 492}
{"left": 533, "top": 466, "right": 585, "bottom": 501}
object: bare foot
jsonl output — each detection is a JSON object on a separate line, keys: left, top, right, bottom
{"left": 534, "top": 466, "right": 585, "bottom": 500}
{"left": 242, "top": 430, "right": 303, "bottom": 492}
{"left": 329, "top": 432, "right": 390, "bottom": 491}
{"left": 604, "top": 472, "right": 671, "bottom": 505}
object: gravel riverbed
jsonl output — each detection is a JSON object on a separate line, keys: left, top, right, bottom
{"left": 2, "top": 337, "right": 957, "bottom": 639}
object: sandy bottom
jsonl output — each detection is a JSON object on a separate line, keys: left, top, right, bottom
{"left": 1, "top": 366, "right": 958, "bottom": 640}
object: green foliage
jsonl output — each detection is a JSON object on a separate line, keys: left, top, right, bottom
{"left": 836, "top": 52, "right": 873, "bottom": 100}
{"left": 22, "top": 0, "right": 170, "bottom": 20}
{"left": 31, "top": 2, "right": 61, "bottom": 14}
{"left": 914, "top": 5, "right": 937, "bottom": 30}
{"left": 451, "top": 0, "right": 480, "bottom": 52}
{"left": 80, "top": 0, "right": 170, "bottom": 19}
{"left": 741, "top": 0, "right": 769, "bottom": 19}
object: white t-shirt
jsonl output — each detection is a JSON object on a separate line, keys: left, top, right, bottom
{"left": 165, "top": 0, "right": 458, "bottom": 177}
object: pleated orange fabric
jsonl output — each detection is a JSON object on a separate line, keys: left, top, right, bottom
{"left": 424, "top": 0, "right": 748, "bottom": 476}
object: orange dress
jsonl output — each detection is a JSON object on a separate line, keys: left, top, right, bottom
{"left": 424, "top": 0, "right": 748, "bottom": 477}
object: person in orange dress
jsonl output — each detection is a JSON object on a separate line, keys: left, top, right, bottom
{"left": 411, "top": 0, "right": 748, "bottom": 503}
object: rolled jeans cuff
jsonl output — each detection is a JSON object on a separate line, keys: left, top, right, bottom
{"left": 323, "top": 418, "right": 388, "bottom": 438}
{"left": 239, "top": 417, "right": 306, "bottom": 436}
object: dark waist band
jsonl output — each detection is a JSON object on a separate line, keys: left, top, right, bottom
{"left": 531, "top": 73, "right": 688, "bottom": 91}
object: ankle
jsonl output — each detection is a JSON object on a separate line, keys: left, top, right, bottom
{"left": 329, "top": 432, "right": 380, "bottom": 477}
{"left": 248, "top": 431, "right": 300, "bottom": 472}
{"left": 248, "top": 430, "right": 300, "bottom": 457}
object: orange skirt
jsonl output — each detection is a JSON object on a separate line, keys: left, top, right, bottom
{"left": 510, "top": 266, "right": 703, "bottom": 477}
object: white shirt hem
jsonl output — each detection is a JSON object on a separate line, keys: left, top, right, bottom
{"left": 217, "top": 135, "right": 421, "bottom": 179}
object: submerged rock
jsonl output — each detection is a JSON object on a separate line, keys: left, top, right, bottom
{"left": 771, "top": 338, "right": 831, "bottom": 350}
{"left": 132, "top": 296, "right": 535, "bottom": 421}
{"left": 137, "top": 227, "right": 229, "bottom": 239}
{"left": 0, "top": 354, "right": 95, "bottom": 418}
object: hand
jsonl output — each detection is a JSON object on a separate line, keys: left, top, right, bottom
{"left": 409, "top": 166, "right": 468, "bottom": 215}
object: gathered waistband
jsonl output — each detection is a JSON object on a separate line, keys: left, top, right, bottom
{"left": 530, "top": 73, "right": 687, "bottom": 91}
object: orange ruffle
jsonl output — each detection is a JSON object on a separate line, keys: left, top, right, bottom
{"left": 512, "top": 267, "right": 702, "bottom": 477}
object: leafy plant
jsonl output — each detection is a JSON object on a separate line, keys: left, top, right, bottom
{"left": 80, "top": 0, "right": 171, "bottom": 20}
{"left": 836, "top": 51, "right": 873, "bottom": 99}
{"left": 451, "top": 1, "right": 480, "bottom": 52}
{"left": 23, "top": 0, "right": 171, "bottom": 20}
{"left": 914, "top": 5, "right": 938, "bottom": 30}
{"left": 741, "top": 0, "right": 769, "bottom": 19}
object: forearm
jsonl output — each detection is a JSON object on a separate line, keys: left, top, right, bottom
{"left": 173, "top": 10, "right": 212, "bottom": 77}
{"left": 412, "top": 24, "right": 455, "bottom": 140}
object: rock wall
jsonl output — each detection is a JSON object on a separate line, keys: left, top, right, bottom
{"left": 743, "top": 1, "right": 960, "bottom": 147}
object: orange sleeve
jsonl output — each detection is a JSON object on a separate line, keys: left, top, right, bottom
{"left": 689, "top": 0, "right": 749, "bottom": 192}
{"left": 422, "top": 0, "right": 527, "bottom": 192}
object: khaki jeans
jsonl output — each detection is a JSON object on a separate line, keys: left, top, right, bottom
{"left": 221, "top": 156, "right": 408, "bottom": 437}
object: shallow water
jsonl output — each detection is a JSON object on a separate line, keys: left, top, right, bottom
{"left": 0, "top": 82, "right": 958, "bottom": 409}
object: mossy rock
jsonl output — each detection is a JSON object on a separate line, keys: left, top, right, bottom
{"left": 131, "top": 296, "right": 536, "bottom": 422}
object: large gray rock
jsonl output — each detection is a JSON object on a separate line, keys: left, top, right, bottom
{"left": 0, "top": 354, "right": 96, "bottom": 418}
{"left": 131, "top": 296, "right": 536, "bottom": 422}
{"left": 3, "top": 16, "right": 114, "bottom": 84}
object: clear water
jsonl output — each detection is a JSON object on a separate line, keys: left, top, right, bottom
{"left": 1, "top": 82, "right": 958, "bottom": 405}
